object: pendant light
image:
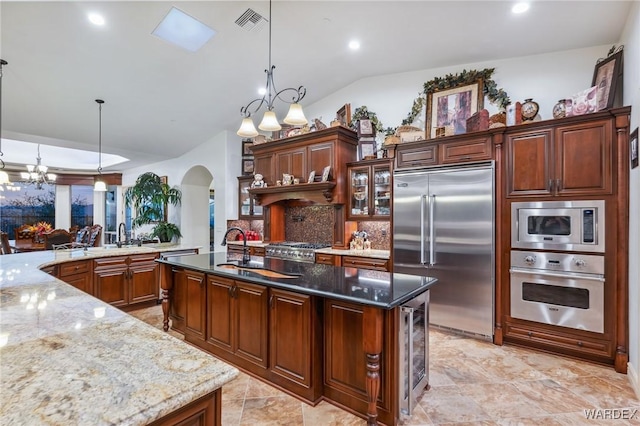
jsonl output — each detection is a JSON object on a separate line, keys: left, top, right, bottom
{"left": 236, "top": 0, "right": 307, "bottom": 137}
{"left": 0, "top": 59, "right": 9, "bottom": 186}
{"left": 94, "top": 99, "right": 107, "bottom": 192}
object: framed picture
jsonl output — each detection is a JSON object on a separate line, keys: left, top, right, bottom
{"left": 242, "top": 158, "right": 254, "bottom": 175}
{"left": 321, "top": 166, "right": 331, "bottom": 182}
{"left": 307, "top": 170, "right": 315, "bottom": 183}
{"left": 358, "top": 138, "right": 377, "bottom": 160}
{"left": 357, "top": 119, "right": 375, "bottom": 137}
{"left": 425, "top": 78, "right": 483, "bottom": 139}
{"left": 631, "top": 127, "right": 638, "bottom": 169}
{"left": 592, "top": 47, "right": 624, "bottom": 111}
{"left": 242, "top": 140, "right": 253, "bottom": 157}
{"left": 337, "top": 103, "right": 351, "bottom": 127}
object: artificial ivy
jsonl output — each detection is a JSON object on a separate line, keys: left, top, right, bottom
{"left": 402, "top": 68, "right": 510, "bottom": 125}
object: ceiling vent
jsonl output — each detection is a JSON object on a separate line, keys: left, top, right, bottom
{"left": 235, "top": 8, "right": 267, "bottom": 32}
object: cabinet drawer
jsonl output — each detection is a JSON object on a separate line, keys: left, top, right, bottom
{"left": 315, "top": 253, "right": 337, "bottom": 265}
{"left": 59, "top": 260, "right": 91, "bottom": 277}
{"left": 93, "top": 256, "right": 128, "bottom": 270}
{"left": 505, "top": 322, "right": 612, "bottom": 359}
{"left": 342, "top": 256, "right": 389, "bottom": 271}
{"left": 440, "top": 137, "right": 492, "bottom": 163}
{"left": 395, "top": 144, "right": 438, "bottom": 169}
{"left": 129, "top": 253, "right": 159, "bottom": 265}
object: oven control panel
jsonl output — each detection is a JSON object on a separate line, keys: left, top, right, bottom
{"left": 510, "top": 250, "right": 604, "bottom": 275}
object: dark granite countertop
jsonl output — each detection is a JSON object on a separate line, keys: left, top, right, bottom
{"left": 157, "top": 252, "right": 437, "bottom": 309}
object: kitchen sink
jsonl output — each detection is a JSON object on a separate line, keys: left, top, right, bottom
{"left": 216, "top": 263, "right": 301, "bottom": 279}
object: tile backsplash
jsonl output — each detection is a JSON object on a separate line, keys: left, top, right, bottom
{"left": 226, "top": 208, "right": 391, "bottom": 250}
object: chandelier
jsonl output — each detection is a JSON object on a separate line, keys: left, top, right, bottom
{"left": 236, "top": 0, "right": 307, "bottom": 138}
{"left": 20, "top": 144, "right": 56, "bottom": 190}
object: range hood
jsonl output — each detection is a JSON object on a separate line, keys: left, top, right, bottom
{"left": 249, "top": 181, "right": 336, "bottom": 206}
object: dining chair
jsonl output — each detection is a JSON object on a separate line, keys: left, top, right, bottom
{"left": 87, "top": 225, "right": 102, "bottom": 247}
{"left": 0, "top": 232, "right": 13, "bottom": 255}
{"left": 72, "top": 226, "right": 90, "bottom": 247}
{"left": 15, "top": 224, "right": 35, "bottom": 242}
{"left": 43, "top": 229, "right": 73, "bottom": 250}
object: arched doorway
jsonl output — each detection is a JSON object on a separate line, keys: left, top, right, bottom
{"left": 180, "top": 166, "right": 213, "bottom": 252}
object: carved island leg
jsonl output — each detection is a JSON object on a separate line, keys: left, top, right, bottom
{"left": 363, "top": 306, "right": 383, "bottom": 426}
{"left": 159, "top": 263, "right": 173, "bottom": 332}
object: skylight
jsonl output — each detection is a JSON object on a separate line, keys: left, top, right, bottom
{"left": 152, "top": 7, "right": 216, "bottom": 52}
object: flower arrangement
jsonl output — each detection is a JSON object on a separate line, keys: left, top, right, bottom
{"left": 30, "top": 222, "right": 53, "bottom": 236}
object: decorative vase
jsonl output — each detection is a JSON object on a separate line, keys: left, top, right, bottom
{"left": 552, "top": 99, "right": 567, "bottom": 119}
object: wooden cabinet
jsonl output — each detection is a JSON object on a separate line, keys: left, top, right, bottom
{"left": 347, "top": 159, "right": 392, "bottom": 220}
{"left": 506, "top": 119, "right": 613, "bottom": 197}
{"left": 342, "top": 255, "right": 389, "bottom": 272}
{"left": 93, "top": 253, "right": 158, "bottom": 309}
{"left": 170, "top": 268, "right": 206, "bottom": 340}
{"left": 269, "top": 288, "right": 319, "bottom": 397}
{"left": 395, "top": 134, "right": 493, "bottom": 169}
{"left": 315, "top": 252, "right": 339, "bottom": 266}
{"left": 207, "top": 276, "right": 268, "bottom": 369}
{"left": 237, "top": 176, "right": 263, "bottom": 219}
{"left": 250, "top": 126, "right": 358, "bottom": 207}
{"left": 499, "top": 107, "right": 631, "bottom": 373}
{"left": 58, "top": 260, "right": 92, "bottom": 295}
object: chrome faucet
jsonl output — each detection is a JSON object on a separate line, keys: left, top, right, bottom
{"left": 221, "top": 227, "right": 250, "bottom": 264}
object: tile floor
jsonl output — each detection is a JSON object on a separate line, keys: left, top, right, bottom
{"left": 130, "top": 306, "right": 640, "bottom": 425}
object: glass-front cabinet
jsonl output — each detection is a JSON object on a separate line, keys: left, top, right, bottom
{"left": 347, "top": 159, "right": 392, "bottom": 220}
{"left": 238, "top": 176, "right": 263, "bottom": 219}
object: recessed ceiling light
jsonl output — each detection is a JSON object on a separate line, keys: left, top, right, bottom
{"left": 152, "top": 7, "right": 216, "bottom": 52}
{"left": 88, "top": 13, "right": 105, "bottom": 26}
{"left": 349, "top": 40, "right": 360, "bottom": 50}
{"left": 512, "top": 2, "right": 530, "bottom": 14}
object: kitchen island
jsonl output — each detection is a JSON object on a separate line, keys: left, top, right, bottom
{"left": 0, "top": 248, "right": 238, "bottom": 426}
{"left": 157, "top": 252, "right": 437, "bottom": 426}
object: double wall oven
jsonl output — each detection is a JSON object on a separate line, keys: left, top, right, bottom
{"left": 510, "top": 200, "right": 606, "bottom": 333}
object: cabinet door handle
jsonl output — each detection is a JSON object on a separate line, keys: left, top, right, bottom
{"left": 556, "top": 179, "right": 562, "bottom": 191}
{"left": 199, "top": 278, "right": 204, "bottom": 287}
{"left": 232, "top": 285, "right": 238, "bottom": 299}
{"left": 548, "top": 179, "right": 554, "bottom": 192}
{"left": 269, "top": 295, "right": 274, "bottom": 309}
{"left": 228, "top": 286, "right": 233, "bottom": 298}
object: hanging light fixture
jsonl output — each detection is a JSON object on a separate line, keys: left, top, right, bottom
{"left": 20, "top": 144, "right": 56, "bottom": 190}
{"left": 94, "top": 99, "right": 107, "bottom": 192}
{"left": 236, "top": 0, "right": 307, "bottom": 138}
{"left": 0, "top": 59, "right": 10, "bottom": 187}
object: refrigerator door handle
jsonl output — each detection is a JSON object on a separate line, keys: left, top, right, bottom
{"left": 420, "top": 194, "right": 427, "bottom": 265}
{"left": 429, "top": 195, "right": 436, "bottom": 266}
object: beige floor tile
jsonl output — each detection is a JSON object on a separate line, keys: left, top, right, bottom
{"left": 418, "top": 385, "right": 492, "bottom": 424}
{"left": 245, "top": 376, "right": 288, "bottom": 399}
{"left": 460, "top": 382, "right": 549, "bottom": 419}
{"left": 397, "top": 404, "right": 433, "bottom": 425}
{"left": 554, "top": 376, "right": 640, "bottom": 409}
{"left": 221, "top": 398, "right": 244, "bottom": 426}
{"left": 239, "top": 395, "right": 303, "bottom": 425}
{"left": 301, "top": 400, "right": 367, "bottom": 425}
{"left": 511, "top": 379, "right": 592, "bottom": 414}
{"left": 222, "top": 371, "right": 250, "bottom": 401}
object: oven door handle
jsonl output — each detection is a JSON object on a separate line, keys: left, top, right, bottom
{"left": 509, "top": 267, "right": 605, "bottom": 282}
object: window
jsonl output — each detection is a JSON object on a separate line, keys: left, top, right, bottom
{"left": 0, "top": 182, "right": 56, "bottom": 235}
{"left": 70, "top": 185, "right": 94, "bottom": 228}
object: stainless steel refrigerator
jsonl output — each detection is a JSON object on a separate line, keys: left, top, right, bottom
{"left": 393, "top": 162, "right": 494, "bottom": 339}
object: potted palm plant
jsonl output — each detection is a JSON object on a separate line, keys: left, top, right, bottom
{"left": 124, "top": 172, "right": 182, "bottom": 243}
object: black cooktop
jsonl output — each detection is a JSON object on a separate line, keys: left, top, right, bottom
{"left": 267, "top": 242, "right": 331, "bottom": 249}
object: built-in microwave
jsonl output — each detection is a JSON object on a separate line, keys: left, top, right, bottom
{"left": 511, "top": 200, "right": 605, "bottom": 253}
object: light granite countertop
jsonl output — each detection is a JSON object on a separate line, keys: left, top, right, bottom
{"left": 0, "top": 246, "right": 238, "bottom": 426}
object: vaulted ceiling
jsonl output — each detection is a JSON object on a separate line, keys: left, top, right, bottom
{"left": 0, "top": 1, "right": 632, "bottom": 172}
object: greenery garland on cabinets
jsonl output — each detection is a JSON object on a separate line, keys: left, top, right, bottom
{"left": 402, "top": 68, "right": 510, "bottom": 125}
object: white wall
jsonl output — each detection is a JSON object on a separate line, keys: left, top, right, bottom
{"left": 122, "top": 130, "right": 240, "bottom": 253}
{"left": 619, "top": 1, "right": 640, "bottom": 395}
{"left": 304, "top": 45, "right": 612, "bottom": 134}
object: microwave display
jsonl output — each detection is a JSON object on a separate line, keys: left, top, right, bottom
{"left": 527, "top": 216, "right": 571, "bottom": 236}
